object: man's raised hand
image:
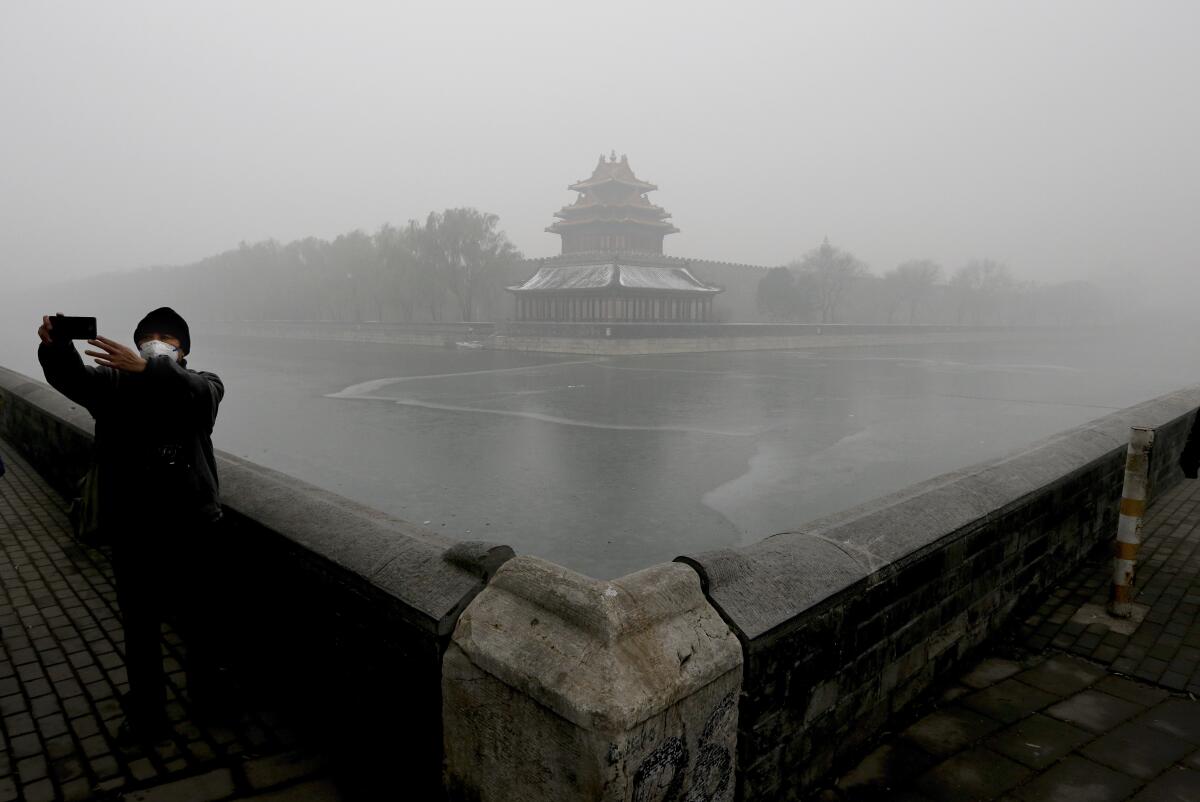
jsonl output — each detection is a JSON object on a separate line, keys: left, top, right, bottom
{"left": 85, "top": 336, "right": 147, "bottom": 373}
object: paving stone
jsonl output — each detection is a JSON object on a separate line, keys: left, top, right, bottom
{"left": 51, "top": 754, "right": 86, "bottom": 784}
{"left": 1012, "top": 653, "right": 1104, "bottom": 696}
{"left": 71, "top": 714, "right": 100, "bottom": 739}
{"left": 80, "top": 734, "right": 109, "bottom": 759}
{"left": 242, "top": 750, "right": 327, "bottom": 791}
{"left": 1137, "top": 698, "right": 1200, "bottom": 744}
{"left": 29, "top": 694, "right": 59, "bottom": 718}
{"left": 915, "top": 748, "right": 1030, "bottom": 802}
{"left": 4, "top": 712, "right": 34, "bottom": 737}
{"left": 986, "top": 713, "right": 1093, "bottom": 770}
{"left": 122, "top": 767, "right": 237, "bottom": 801}
{"left": 0, "top": 695, "right": 26, "bottom": 716}
{"left": 1162, "top": 671, "right": 1190, "bottom": 690}
{"left": 43, "top": 735, "right": 76, "bottom": 762}
{"left": 91, "top": 754, "right": 121, "bottom": 780}
{"left": 59, "top": 778, "right": 93, "bottom": 802}
{"left": 961, "top": 679, "right": 1060, "bottom": 724}
{"left": 1081, "top": 720, "right": 1194, "bottom": 779}
{"left": 95, "top": 697, "right": 122, "bottom": 721}
{"left": 21, "top": 778, "right": 56, "bottom": 802}
{"left": 960, "top": 658, "right": 1023, "bottom": 690}
{"left": 1130, "top": 766, "right": 1200, "bottom": 802}
{"left": 1045, "top": 690, "right": 1143, "bottom": 734}
{"left": 247, "top": 778, "right": 344, "bottom": 801}
{"left": 129, "top": 757, "right": 158, "bottom": 782}
{"left": 251, "top": 778, "right": 345, "bottom": 801}
{"left": 16, "top": 664, "right": 44, "bottom": 683}
{"left": 1092, "top": 675, "right": 1170, "bottom": 707}
{"left": 1012, "top": 755, "right": 1141, "bottom": 802}
{"left": 900, "top": 708, "right": 1003, "bottom": 758}
{"left": 939, "top": 685, "right": 971, "bottom": 704}
{"left": 62, "top": 695, "right": 90, "bottom": 719}
{"left": 17, "top": 755, "right": 47, "bottom": 783}
{"left": 188, "top": 741, "right": 216, "bottom": 763}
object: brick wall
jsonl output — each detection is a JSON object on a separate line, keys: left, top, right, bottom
{"left": 680, "top": 387, "right": 1200, "bottom": 801}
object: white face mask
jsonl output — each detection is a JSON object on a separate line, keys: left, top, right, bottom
{"left": 139, "top": 340, "right": 179, "bottom": 361}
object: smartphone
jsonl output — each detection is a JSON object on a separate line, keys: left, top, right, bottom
{"left": 52, "top": 315, "right": 97, "bottom": 340}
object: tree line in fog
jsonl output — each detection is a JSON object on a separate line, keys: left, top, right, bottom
{"left": 66, "top": 208, "right": 523, "bottom": 325}
{"left": 756, "top": 238, "right": 1110, "bottom": 327}
{"left": 53, "top": 214, "right": 1110, "bottom": 327}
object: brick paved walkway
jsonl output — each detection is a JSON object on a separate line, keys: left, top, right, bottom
{"left": 826, "top": 478, "right": 1200, "bottom": 801}
{"left": 1020, "top": 477, "right": 1200, "bottom": 694}
{"left": 0, "top": 440, "right": 337, "bottom": 802}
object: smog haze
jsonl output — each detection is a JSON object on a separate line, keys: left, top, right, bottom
{"left": 2, "top": 1, "right": 1198, "bottom": 299}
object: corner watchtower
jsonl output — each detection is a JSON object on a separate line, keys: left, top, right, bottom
{"left": 547, "top": 152, "right": 680, "bottom": 255}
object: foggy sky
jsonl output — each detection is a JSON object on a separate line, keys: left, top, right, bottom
{"left": 2, "top": 1, "right": 1197, "bottom": 294}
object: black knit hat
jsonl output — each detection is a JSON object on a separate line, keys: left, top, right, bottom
{"left": 133, "top": 307, "right": 190, "bottom": 355}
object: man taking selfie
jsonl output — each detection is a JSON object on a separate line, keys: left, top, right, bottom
{"left": 37, "top": 307, "right": 226, "bottom": 742}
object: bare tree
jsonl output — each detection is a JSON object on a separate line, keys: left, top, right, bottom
{"left": 884, "top": 260, "right": 943, "bottom": 324}
{"left": 790, "top": 238, "right": 868, "bottom": 323}
{"left": 417, "top": 209, "right": 522, "bottom": 321}
{"left": 950, "top": 259, "right": 1013, "bottom": 325}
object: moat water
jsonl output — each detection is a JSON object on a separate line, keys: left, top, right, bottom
{"left": 4, "top": 326, "right": 1197, "bottom": 578}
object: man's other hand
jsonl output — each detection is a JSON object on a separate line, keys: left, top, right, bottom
{"left": 85, "top": 336, "right": 147, "bottom": 373}
{"left": 38, "top": 313, "right": 63, "bottom": 344}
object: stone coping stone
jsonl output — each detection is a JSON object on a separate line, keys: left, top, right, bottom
{"left": 0, "top": 367, "right": 96, "bottom": 433}
{"left": 0, "top": 365, "right": 513, "bottom": 637}
{"left": 680, "top": 386, "right": 1200, "bottom": 643}
{"left": 218, "top": 454, "right": 513, "bottom": 635}
{"left": 450, "top": 555, "right": 742, "bottom": 733}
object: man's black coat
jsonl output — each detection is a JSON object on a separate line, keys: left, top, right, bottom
{"left": 38, "top": 339, "right": 224, "bottom": 523}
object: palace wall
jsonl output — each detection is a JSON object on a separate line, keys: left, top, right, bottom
{"left": 492, "top": 322, "right": 1034, "bottom": 354}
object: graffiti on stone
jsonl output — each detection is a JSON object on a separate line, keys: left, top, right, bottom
{"left": 631, "top": 691, "right": 736, "bottom": 802}
{"left": 632, "top": 736, "right": 688, "bottom": 802}
{"left": 686, "top": 692, "right": 736, "bottom": 801}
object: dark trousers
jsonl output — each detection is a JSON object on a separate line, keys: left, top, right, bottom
{"left": 110, "top": 514, "right": 225, "bottom": 728}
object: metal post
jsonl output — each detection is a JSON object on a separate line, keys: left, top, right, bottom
{"left": 1110, "top": 426, "right": 1155, "bottom": 617}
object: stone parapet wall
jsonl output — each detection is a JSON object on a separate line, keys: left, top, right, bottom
{"left": 679, "top": 386, "right": 1200, "bottom": 800}
{"left": 0, "top": 366, "right": 512, "bottom": 798}
{"left": 6, "top": 357, "right": 1200, "bottom": 800}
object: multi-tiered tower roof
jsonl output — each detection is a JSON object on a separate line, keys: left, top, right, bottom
{"left": 547, "top": 152, "right": 679, "bottom": 255}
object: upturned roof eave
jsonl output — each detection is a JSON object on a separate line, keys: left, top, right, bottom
{"left": 545, "top": 219, "right": 680, "bottom": 233}
{"left": 567, "top": 176, "right": 658, "bottom": 193}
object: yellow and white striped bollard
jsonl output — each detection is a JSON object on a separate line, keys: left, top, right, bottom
{"left": 1110, "top": 426, "right": 1154, "bottom": 618}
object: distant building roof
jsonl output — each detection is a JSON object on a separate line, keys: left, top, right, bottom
{"left": 508, "top": 261, "right": 721, "bottom": 294}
